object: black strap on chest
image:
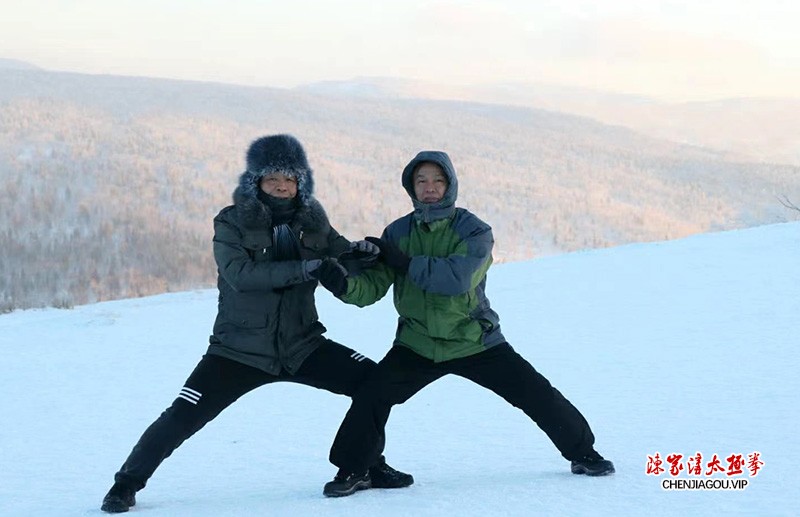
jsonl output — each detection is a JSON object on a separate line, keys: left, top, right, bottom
{"left": 272, "top": 223, "right": 301, "bottom": 261}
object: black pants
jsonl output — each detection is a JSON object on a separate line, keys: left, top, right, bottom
{"left": 114, "top": 338, "right": 376, "bottom": 491}
{"left": 329, "top": 343, "right": 596, "bottom": 474}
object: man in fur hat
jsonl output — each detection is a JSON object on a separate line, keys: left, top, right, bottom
{"left": 101, "top": 134, "right": 412, "bottom": 513}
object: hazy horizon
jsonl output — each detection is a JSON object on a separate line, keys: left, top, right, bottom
{"left": 4, "top": 0, "right": 800, "bottom": 102}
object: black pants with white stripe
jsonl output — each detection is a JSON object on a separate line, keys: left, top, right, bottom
{"left": 114, "top": 338, "right": 375, "bottom": 491}
{"left": 329, "top": 343, "right": 596, "bottom": 475}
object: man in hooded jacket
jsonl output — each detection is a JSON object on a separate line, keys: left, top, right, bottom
{"left": 321, "top": 150, "right": 614, "bottom": 497}
{"left": 101, "top": 134, "right": 412, "bottom": 513}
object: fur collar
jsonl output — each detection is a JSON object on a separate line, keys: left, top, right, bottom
{"left": 232, "top": 181, "right": 331, "bottom": 233}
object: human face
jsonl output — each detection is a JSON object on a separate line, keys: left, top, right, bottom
{"left": 259, "top": 172, "right": 297, "bottom": 199}
{"left": 413, "top": 163, "right": 448, "bottom": 204}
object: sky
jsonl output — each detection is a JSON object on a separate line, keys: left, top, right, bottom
{"left": 2, "top": 0, "right": 800, "bottom": 101}
{"left": 0, "top": 221, "right": 798, "bottom": 516}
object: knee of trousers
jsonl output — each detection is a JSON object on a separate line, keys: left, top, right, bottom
{"left": 353, "top": 384, "right": 412, "bottom": 408}
{"left": 160, "top": 399, "right": 214, "bottom": 434}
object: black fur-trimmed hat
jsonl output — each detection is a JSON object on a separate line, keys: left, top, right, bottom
{"left": 242, "top": 134, "right": 314, "bottom": 205}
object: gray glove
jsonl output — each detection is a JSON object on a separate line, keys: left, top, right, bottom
{"left": 350, "top": 240, "right": 380, "bottom": 255}
{"left": 301, "top": 259, "right": 323, "bottom": 281}
{"left": 338, "top": 239, "right": 380, "bottom": 275}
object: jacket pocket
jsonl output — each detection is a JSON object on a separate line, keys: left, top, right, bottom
{"left": 300, "top": 232, "right": 327, "bottom": 259}
{"left": 242, "top": 231, "right": 273, "bottom": 262}
{"left": 220, "top": 294, "right": 269, "bottom": 328}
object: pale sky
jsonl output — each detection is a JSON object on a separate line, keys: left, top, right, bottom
{"left": 2, "top": 0, "right": 799, "bottom": 100}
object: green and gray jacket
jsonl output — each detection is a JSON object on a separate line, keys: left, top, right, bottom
{"left": 342, "top": 151, "right": 505, "bottom": 362}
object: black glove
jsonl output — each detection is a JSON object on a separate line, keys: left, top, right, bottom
{"left": 309, "top": 258, "right": 348, "bottom": 297}
{"left": 365, "top": 236, "right": 411, "bottom": 273}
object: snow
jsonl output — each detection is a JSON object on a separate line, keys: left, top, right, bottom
{"left": 1, "top": 222, "right": 798, "bottom": 516}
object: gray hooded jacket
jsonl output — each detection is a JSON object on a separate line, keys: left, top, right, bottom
{"left": 342, "top": 150, "right": 505, "bottom": 362}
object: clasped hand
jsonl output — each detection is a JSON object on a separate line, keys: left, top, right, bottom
{"left": 365, "top": 236, "right": 411, "bottom": 272}
{"left": 308, "top": 258, "right": 348, "bottom": 297}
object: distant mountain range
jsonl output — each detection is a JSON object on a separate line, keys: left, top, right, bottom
{"left": 1, "top": 65, "right": 799, "bottom": 310}
{"left": 298, "top": 77, "right": 800, "bottom": 166}
{"left": 0, "top": 58, "right": 42, "bottom": 70}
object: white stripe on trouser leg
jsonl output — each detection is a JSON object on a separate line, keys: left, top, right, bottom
{"left": 350, "top": 352, "right": 366, "bottom": 362}
{"left": 181, "top": 386, "right": 202, "bottom": 397}
{"left": 178, "top": 387, "right": 201, "bottom": 405}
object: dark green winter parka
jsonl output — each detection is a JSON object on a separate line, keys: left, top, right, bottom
{"left": 206, "top": 135, "right": 350, "bottom": 375}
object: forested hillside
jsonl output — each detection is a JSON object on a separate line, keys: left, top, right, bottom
{"left": 2, "top": 69, "right": 798, "bottom": 311}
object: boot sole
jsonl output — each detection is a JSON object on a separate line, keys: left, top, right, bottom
{"left": 571, "top": 464, "right": 615, "bottom": 476}
{"left": 323, "top": 479, "right": 372, "bottom": 497}
{"left": 371, "top": 476, "right": 414, "bottom": 489}
{"left": 100, "top": 501, "right": 131, "bottom": 513}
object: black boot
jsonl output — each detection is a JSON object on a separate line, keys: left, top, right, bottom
{"left": 323, "top": 470, "right": 372, "bottom": 497}
{"left": 571, "top": 450, "right": 615, "bottom": 476}
{"left": 369, "top": 456, "right": 414, "bottom": 489}
{"left": 101, "top": 482, "right": 137, "bottom": 513}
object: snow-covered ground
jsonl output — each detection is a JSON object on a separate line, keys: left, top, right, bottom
{"left": 1, "top": 222, "right": 797, "bottom": 516}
